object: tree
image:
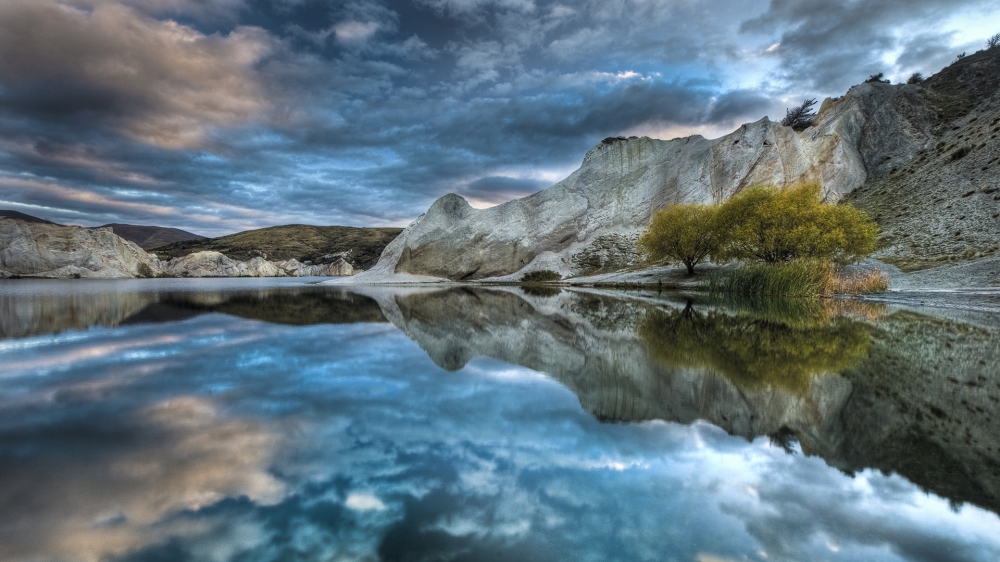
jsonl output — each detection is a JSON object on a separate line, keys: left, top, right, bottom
{"left": 781, "top": 99, "right": 817, "bottom": 131}
{"left": 715, "top": 183, "right": 878, "bottom": 264}
{"left": 907, "top": 72, "right": 924, "bottom": 84}
{"left": 988, "top": 33, "right": 1000, "bottom": 49}
{"left": 639, "top": 203, "right": 722, "bottom": 275}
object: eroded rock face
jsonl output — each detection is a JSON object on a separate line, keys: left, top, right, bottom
{"left": 1, "top": 219, "right": 358, "bottom": 279}
{"left": 161, "top": 252, "right": 282, "bottom": 278}
{"left": 0, "top": 219, "right": 162, "bottom": 279}
{"left": 354, "top": 82, "right": 934, "bottom": 282}
{"left": 275, "top": 258, "right": 354, "bottom": 277}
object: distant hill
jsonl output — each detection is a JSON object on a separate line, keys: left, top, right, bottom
{"left": 0, "top": 210, "right": 60, "bottom": 225}
{"left": 152, "top": 224, "right": 404, "bottom": 270}
{"left": 99, "top": 223, "right": 205, "bottom": 250}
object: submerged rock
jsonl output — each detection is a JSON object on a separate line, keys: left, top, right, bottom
{"left": 0, "top": 219, "right": 162, "bottom": 279}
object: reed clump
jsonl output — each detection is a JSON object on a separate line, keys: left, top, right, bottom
{"left": 829, "top": 268, "right": 890, "bottom": 294}
{"left": 707, "top": 260, "right": 889, "bottom": 297}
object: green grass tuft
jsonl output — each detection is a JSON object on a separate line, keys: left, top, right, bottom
{"left": 707, "top": 260, "right": 889, "bottom": 297}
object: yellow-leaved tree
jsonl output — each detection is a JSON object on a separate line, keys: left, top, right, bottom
{"left": 714, "top": 183, "right": 877, "bottom": 264}
{"left": 638, "top": 203, "right": 722, "bottom": 275}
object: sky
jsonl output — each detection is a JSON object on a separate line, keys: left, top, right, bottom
{"left": 0, "top": 0, "right": 998, "bottom": 236}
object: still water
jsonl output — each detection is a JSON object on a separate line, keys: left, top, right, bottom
{"left": 1, "top": 278, "right": 999, "bottom": 562}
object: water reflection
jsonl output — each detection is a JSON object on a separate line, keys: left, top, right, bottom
{"left": 0, "top": 280, "right": 385, "bottom": 338}
{"left": 639, "top": 298, "right": 874, "bottom": 395}
{"left": 0, "top": 280, "right": 998, "bottom": 562}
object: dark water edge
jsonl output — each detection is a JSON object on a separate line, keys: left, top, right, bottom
{"left": 1, "top": 278, "right": 999, "bottom": 562}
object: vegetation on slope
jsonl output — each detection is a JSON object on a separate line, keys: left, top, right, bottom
{"left": 639, "top": 184, "right": 882, "bottom": 295}
{"left": 153, "top": 224, "right": 403, "bottom": 270}
{"left": 845, "top": 46, "right": 1000, "bottom": 271}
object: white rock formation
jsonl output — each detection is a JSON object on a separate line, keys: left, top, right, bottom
{"left": 341, "top": 82, "right": 934, "bottom": 283}
{"left": 1, "top": 220, "right": 357, "bottom": 279}
{"left": 161, "top": 251, "right": 282, "bottom": 277}
{"left": 275, "top": 258, "right": 354, "bottom": 277}
{"left": 0, "top": 219, "right": 161, "bottom": 278}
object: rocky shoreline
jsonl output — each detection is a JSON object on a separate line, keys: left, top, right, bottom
{"left": 0, "top": 219, "right": 354, "bottom": 279}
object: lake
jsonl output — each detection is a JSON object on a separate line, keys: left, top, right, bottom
{"left": 1, "top": 278, "right": 999, "bottom": 562}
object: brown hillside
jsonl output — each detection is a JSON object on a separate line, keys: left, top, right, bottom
{"left": 0, "top": 210, "right": 60, "bottom": 225}
{"left": 99, "top": 223, "right": 205, "bottom": 250}
{"left": 152, "top": 224, "right": 403, "bottom": 271}
{"left": 845, "top": 47, "right": 1000, "bottom": 272}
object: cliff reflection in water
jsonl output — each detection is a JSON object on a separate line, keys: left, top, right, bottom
{"left": 355, "top": 286, "right": 1000, "bottom": 516}
{"left": 2, "top": 280, "right": 1000, "bottom": 561}
{"left": 0, "top": 281, "right": 386, "bottom": 338}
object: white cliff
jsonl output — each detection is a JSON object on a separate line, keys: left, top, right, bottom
{"left": 1, "top": 220, "right": 355, "bottom": 279}
{"left": 274, "top": 258, "right": 354, "bottom": 277}
{"left": 342, "top": 82, "right": 935, "bottom": 283}
{"left": 0, "top": 219, "right": 161, "bottom": 279}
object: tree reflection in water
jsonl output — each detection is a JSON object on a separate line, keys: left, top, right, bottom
{"left": 639, "top": 297, "right": 882, "bottom": 396}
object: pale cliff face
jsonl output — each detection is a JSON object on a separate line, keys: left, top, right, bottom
{"left": 0, "top": 220, "right": 356, "bottom": 279}
{"left": 0, "top": 219, "right": 161, "bottom": 279}
{"left": 355, "top": 81, "right": 935, "bottom": 282}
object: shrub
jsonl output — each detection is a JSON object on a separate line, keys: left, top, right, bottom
{"left": 907, "top": 72, "right": 924, "bottom": 84}
{"left": 638, "top": 203, "right": 722, "bottom": 275}
{"left": 780, "top": 99, "right": 818, "bottom": 131}
{"left": 829, "top": 269, "right": 889, "bottom": 294}
{"left": 866, "top": 72, "right": 890, "bottom": 84}
{"left": 715, "top": 184, "right": 878, "bottom": 264}
{"left": 137, "top": 263, "right": 155, "bottom": 278}
{"left": 989, "top": 33, "right": 1000, "bottom": 50}
{"left": 521, "top": 270, "right": 561, "bottom": 283}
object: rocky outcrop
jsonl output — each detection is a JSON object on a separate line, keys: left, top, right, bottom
{"left": 275, "top": 258, "right": 354, "bottom": 277}
{"left": 1, "top": 219, "right": 355, "bottom": 279}
{"left": 161, "top": 251, "right": 281, "bottom": 277}
{"left": 346, "top": 80, "right": 935, "bottom": 283}
{"left": 0, "top": 218, "right": 161, "bottom": 278}
{"left": 158, "top": 252, "right": 356, "bottom": 278}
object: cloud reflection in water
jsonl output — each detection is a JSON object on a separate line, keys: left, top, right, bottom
{"left": 0, "top": 283, "right": 998, "bottom": 562}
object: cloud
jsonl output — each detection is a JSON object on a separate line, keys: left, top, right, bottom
{"left": 334, "top": 20, "right": 380, "bottom": 43}
{"left": 458, "top": 175, "right": 549, "bottom": 207}
{"left": 0, "top": 0, "right": 276, "bottom": 149}
{"left": 739, "top": 0, "right": 996, "bottom": 91}
{"left": 0, "top": 0, "right": 997, "bottom": 235}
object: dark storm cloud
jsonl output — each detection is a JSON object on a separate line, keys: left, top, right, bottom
{"left": 0, "top": 0, "right": 996, "bottom": 234}
{"left": 459, "top": 176, "right": 549, "bottom": 205}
